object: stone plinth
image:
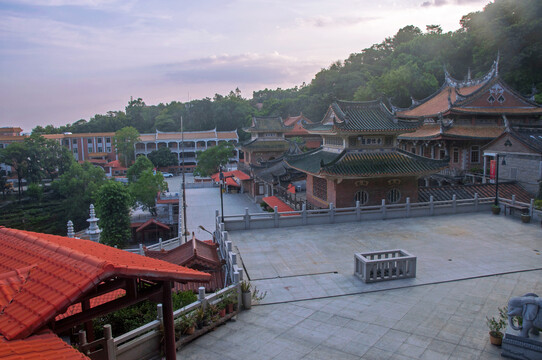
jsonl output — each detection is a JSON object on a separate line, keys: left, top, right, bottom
{"left": 354, "top": 249, "right": 416, "bottom": 283}
{"left": 502, "top": 333, "right": 542, "bottom": 360}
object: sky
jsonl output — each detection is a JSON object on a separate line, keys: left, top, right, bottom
{"left": 0, "top": 0, "right": 490, "bottom": 133}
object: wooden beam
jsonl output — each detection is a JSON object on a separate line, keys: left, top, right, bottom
{"left": 54, "top": 283, "right": 162, "bottom": 333}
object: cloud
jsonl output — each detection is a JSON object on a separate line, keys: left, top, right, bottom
{"left": 421, "top": 0, "right": 485, "bottom": 7}
{"left": 295, "top": 15, "right": 378, "bottom": 28}
{"left": 154, "top": 52, "right": 320, "bottom": 85}
{"left": 421, "top": 0, "right": 448, "bottom": 7}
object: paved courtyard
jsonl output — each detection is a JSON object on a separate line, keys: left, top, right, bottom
{"left": 179, "top": 213, "right": 542, "bottom": 359}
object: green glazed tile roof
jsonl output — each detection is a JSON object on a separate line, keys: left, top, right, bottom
{"left": 305, "top": 100, "right": 420, "bottom": 134}
{"left": 240, "top": 139, "right": 290, "bottom": 151}
{"left": 245, "top": 116, "right": 293, "bottom": 132}
{"left": 286, "top": 148, "right": 448, "bottom": 177}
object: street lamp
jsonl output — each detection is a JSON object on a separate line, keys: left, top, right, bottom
{"left": 494, "top": 154, "right": 506, "bottom": 206}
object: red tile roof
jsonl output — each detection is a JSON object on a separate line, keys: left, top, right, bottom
{"left": 211, "top": 170, "right": 251, "bottom": 183}
{"left": 0, "top": 227, "right": 210, "bottom": 340}
{"left": 104, "top": 160, "right": 126, "bottom": 170}
{"left": 55, "top": 289, "right": 126, "bottom": 321}
{"left": 144, "top": 238, "right": 221, "bottom": 269}
{"left": 419, "top": 182, "right": 532, "bottom": 203}
{"left": 136, "top": 218, "right": 170, "bottom": 232}
{"left": 0, "top": 330, "right": 89, "bottom": 360}
{"left": 262, "top": 196, "right": 296, "bottom": 215}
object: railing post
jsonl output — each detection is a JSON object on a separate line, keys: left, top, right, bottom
{"left": 139, "top": 243, "right": 144, "bottom": 256}
{"left": 356, "top": 200, "right": 361, "bottom": 221}
{"left": 511, "top": 195, "right": 516, "bottom": 205}
{"left": 198, "top": 287, "right": 207, "bottom": 310}
{"left": 474, "top": 193, "right": 479, "bottom": 211}
{"left": 430, "top": 196, "right": 434, "bottom": 216}
{"left": 244, "top": 207, "right": 250, "bottom": 230}
{"left": 103, "top": 324, "right": 115, "bottom": 360}
{"left": 302, "top": 203, "right": 307, "bottom": 225}
{"left": 381, "top": 199, "right": 386, "bottom": 219}
{"left": 452, "top": 194, "right": 457, "bottom": 214}
{"left": 159, "top": 238, "right": 163, "bottom": 250}
{"left": 329, "top": 203, "right": 335, "bottom": 223}
{"left": 530, "top": 198, "right": 534, "bottom": 216}
{"left": 406, "top": 197, "right": 410, "bottom": 217}
{"left": 156, "top": 303, "right": 164, "bottom": 327}
{"left": 274, "top": 206, "right": 279, "bottom": 227}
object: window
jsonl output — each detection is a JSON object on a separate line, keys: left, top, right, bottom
{"left": 387, "top": 188, "right": 401, "bottom": 204}
{"left": 106, "top": 147, "right": 111, "bottom": 153}
{"left": 325, "top": 137, "right": 343, "bottom": 146}
{"left": 452, "top": 148, "right": 459, "bottom": 163}
{"left": 106, "top": 137, "right": 111, "bottom": 143}
{"left": 264, "top": 133, "right": 276, "bottom": 137}
{"left": 72, "top": 139, "right": 77, "bottom": 144}
{"left": 354, "top": 190, "right": 369, "bottom": 205}
{"left": 313, "top": 177, "right": 327, "bottom": 201}
{"left": 97, "top": 138, "right": 102, "bottom": 144}
{"left": 88, "top": 146, "right": 93, "bottom": 153}
{"left": 73, "top": 148, "right": 78, "bottom": 154}
{"left": 87, "top": 138, "right": 92, "bottom": 143}
{"left": 470, "top": 146, "right": 480, "bottom": 164}
{"left": 439, "top": 150, "right": 446, "bottom": 159}
{"left": 64, "top": 140, "right": 69, "bottom": 146}
{"left": 510, "top": 167, "right": 518, "bottom": 180}
{"left": 410, "top": 147, "right": 416, "bottom": 155}
{"left": 385, "top": 137, "right": 393, "bottom": 146}
{"left": 0, "top": 144, "right": 3, "bottom": 149}
{"left": 349, "top": 137, "right": 357, "bottom": 147}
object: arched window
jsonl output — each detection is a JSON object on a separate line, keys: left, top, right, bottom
{"left": 354, "top": 190, "right": 369, "bottom": 205}
{"left": 387, "top": 188, "right": 401, "bottom": 204}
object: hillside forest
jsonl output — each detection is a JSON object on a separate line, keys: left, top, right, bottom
{"left": 32, "top": 0, "right": 542, "bottom": 139}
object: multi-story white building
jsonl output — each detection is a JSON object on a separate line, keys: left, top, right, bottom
{"left": 135, "top": 129, "right": 239, "bottom": 171}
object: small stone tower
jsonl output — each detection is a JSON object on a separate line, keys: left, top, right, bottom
{"left": 86, "top": 204, "right": 101, "bottom": 242}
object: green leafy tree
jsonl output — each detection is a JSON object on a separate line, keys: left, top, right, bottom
{"left": 0, "top": 169, "right": 9, "bottom": 199}
{"left": 127, "top": 156, "right": 154, "bottom": 183}
{"left": 194, "top": 143, "right": 234, "bottom": 177}
{"left": 95, "top": 181, "right": 132, "bottom": 248}
{"left": 0, "top": 142, "right": 29, "bottom": 200}
{"left": 148, "top": 147, "right": 178, "bottom": 168}
{"left": 114, "top": 126, "right": 140, "bottom": 167}
{"left": 129, "top": 169, "right": 167, "bottom": 215}
{"left": 52, "top": 161, "right": 107, "bottom": 229}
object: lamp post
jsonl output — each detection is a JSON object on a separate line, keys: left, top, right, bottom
{"left": 494, "top": 154, "right": 506, "bottom": 206}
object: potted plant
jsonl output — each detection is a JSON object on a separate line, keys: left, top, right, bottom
{"left": 217, "top": 302, "right": 226, "bottom": 318}
{"left": 176, "top": 313, "right": 196, "bottom": 336}
{"left": 240, "top": 280, "right": 252, "bottom": 310}
{"left": 491, "top": 204, "right": 501, "bottom": 215}
{"left": 521, "top": 212, "right": 531, "bottom": 223}
{"left": 206, "top": 304, "right": 220, "bottom": 323}
{"left": 486, "top": 307, "right": 507, "bottom": 346}
{"left": 194, "top": 307, "right": 207, "bottom": 329}
{"left": 223, "top": 292, "right": 235, "bottom": 314}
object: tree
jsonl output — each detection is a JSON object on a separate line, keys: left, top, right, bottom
{"left": 114, "top": 126, "right": 140, "bottom": 167}
{"left": 148, "top": 147, "right": 178, "bottom": 168}
{"left": 193, "top": 143, "right": 234, "bottom": 177}
{"left": 52, "top": 161, "right": 107, "bottom": 230}
{"left": 127, "top": 156, "right": 154, "bottom": 183}
{"left": 95, "top": 181, "right": 132, "bottom": 248}
{"left": 129, "top": 169, "right": 167, "bottom": 215}
{"left": 0, "top": 142, "right": 29, "bottom": 200}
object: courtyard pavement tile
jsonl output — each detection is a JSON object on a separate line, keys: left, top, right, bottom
{"left": 179, "top": 212, "right": 542, "bottom": 359}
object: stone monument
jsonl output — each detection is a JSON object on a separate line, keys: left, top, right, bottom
{"left": 86, "top": 204, "right": 101, "bottom": 243}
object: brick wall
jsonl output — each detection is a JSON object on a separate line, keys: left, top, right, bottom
{"left": 306, "top": 174, "right": 420, "bottom": 208}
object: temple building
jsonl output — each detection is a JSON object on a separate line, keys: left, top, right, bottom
{"left": 395, "top": 60, "right": 542, "bottom": 185}
{"left": 238, "top": 116, "right": 303, "bottom": 200}
{"left": 239, "top": 116, "right": 293, "bottom": 167}
{"left": 282, "top": 113, "right": 322, "bottom": 149}
{"left": 285, "top": 100, "right": 448, "bottom": 208}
